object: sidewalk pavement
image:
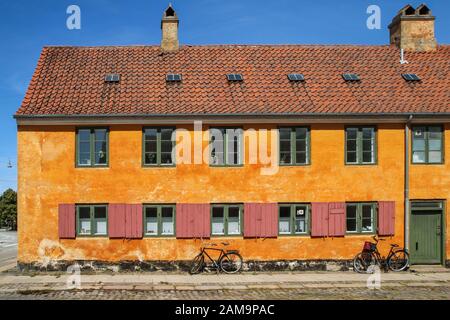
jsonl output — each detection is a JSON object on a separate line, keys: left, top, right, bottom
{"left": 1, "top": 266, "right": 450, "bottom": 292}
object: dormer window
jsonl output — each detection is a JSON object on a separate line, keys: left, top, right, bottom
{"left": 166, "top": 74, "right": 182, "bottom": 82}
{"left": 105, "top": 74, "right": 120, "bottom": 83}
{"left": 288, "top": 74, "right": 305, "bottom": 82}
{"left": 227, "top": 74, "right": 243, "bottom": 81}
{"left": 342, "top": 73, "right": 360, "bottom": 81}
{"left": 402, "top": 73, "right": 421, "bottom": 81}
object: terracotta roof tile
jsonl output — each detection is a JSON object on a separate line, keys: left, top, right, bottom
{"left": 15, "top": 45, "right": 450, "bottom": 116}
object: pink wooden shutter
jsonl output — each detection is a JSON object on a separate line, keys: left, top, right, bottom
{"left": 311, "top": 202, "right": 329, "bottom": 237}
{"left": 328, "top": 202, "right": 346, "bottom": 237}
{"left": 125, "top": 204, "right": 143, "bottom": 239}
{"left": 108, "top": 204, "right": 126, "bottom": 238}
{"left": 378, "top": 201, "right": 395, "bottom": 236}
{"left": 58, "top": 204, "right": 76, "bottom": 239}
{"left": 243, "top": 203, "right": 278, "bottom": 238}
{"left": 176, "top": 204, "right": 210, "bottom": 239}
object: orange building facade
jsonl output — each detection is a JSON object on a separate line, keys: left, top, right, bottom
{"left": 16, "top": 122, "right": 450, "bottom": 269}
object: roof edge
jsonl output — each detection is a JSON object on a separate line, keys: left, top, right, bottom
{"left": 14, "top": 112, "right": 450, "bottom": 125}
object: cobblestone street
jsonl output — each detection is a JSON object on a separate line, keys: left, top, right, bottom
{"left": 1, "top": 267, "right": 450, "bottom": 300}
{"left": 1, "top": 285, "right": 450, "bottom": 300}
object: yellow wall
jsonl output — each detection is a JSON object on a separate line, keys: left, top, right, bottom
{"left": 17, "top": 123, "right": 449, "bottom": 264}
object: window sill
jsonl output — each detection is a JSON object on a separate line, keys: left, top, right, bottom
{"left": 75, "top": 166, "right": 109, "bottom": 169}
{"left": 143, "top": 235, "right": 176, "bottom": 238}
{"left": 278, "top": 234, "right": 310, "bottom": 237}
{"left": 209, "top": 165, "right": 244, "bottom": 168}
{"left": 411, "top": 162, "right": 445, "bottom": 165}
{"left": 142, "top": 165, "right": 176, "bottom": 168}
{"left": 76, "top": 235, "right": 109, "bottom": 238}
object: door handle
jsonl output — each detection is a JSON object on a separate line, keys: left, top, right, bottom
{"left": 437, "top": 225, "right": 441, "bottom": 236}
{"left": 416, "top": 242, "right": 418, "bottom": 251}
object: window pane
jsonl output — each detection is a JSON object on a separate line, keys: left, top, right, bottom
{"left": 362, "top": 205, "right": 372, "bottom": 219}
{"left": 295, "top": 128, "right": 307, "bottom": 140}
{"left": 78, "top": 130, "right": 90, "bottom": 141}
{"left": 428, "top": 126, "right": 442, "bottom": 140}
{"left": 78, "top": 153, "right": 91, "bottom": 166}
{"left": 346, "top": 128, "right": 357, "bottom": 140}
{"left": 161, "top": 207, "right": 174, "bottom": 235}
{"left": 94, "top": 140, "right": 107, "bottom": 164}
{"left": 361, "top": 204, "right": 373, "bottom": 232}
{"left": 280, "top": 141, "right": 291, "bottom": 152}
{"left": 279, "top": 207, "right": 291, "bottom": 234}
{"left": 95, "top": 151, "right": 107, "bottom": 165}
{"left": 362, "top": 128, "right": 374, "bottom": 140}
{"left": 296, "top": 140, "right": 306, "bottom": 153}
{"left": 294, "top": 206, "right": 307, "bottom": 233}
{"left": 145, "top": 207, "right": 158, "bottom": 235}
{"left": 346, "top": 206, "right": 357, "bottom": 232}
{"left": 145, "top": 129, "right": 157, "bottom": 141}
{"left": 412, "top": 151, "right": 425, "bottom": 163}
{"left": 161, "top": 140, "right": 172, "bottom": 153}
{"left": 227, "top": 129, "right": 241, "bottom": 165}
{"left": 428, "top": 139, "right": 441, "bottom": 151}
{"left": 161, "top": 128, "right": 173, "bottom": 141}
{"left": 94, "top": 129, "right": 107, "bottom": 141}
{"left": 145, "top": 141, "right": 157, "bottom": 153}
{"left": 211, "top": 152, "right": 224, "bottom": 165}
{"left": 94, "top": 207, "right": 106, "bottom": 219}
{"left": 279, "top": 128, "right": 291, "bottom": 140}
{"left": 145, "top": 153, "right": 157, "bottom": 164}
{"left": 79, "top": 207, "right": 91, "bottom": 219}
{"left": 210, "top": 129, "right": 224, "bottom": 165}
{"left": 280, "top": 152, "right": 291, "bottom": 164}
{"left": 228, "top": 207, "right": 240, "bottom": 235}
{"left": 296, "top": 152, "right": 307, "bottom": 164}
{"left": 95, "top": 220, "right": 107, "bottom": 235}
{"left": 346, "top": 140, "right": 357, "bottom": 152}
{"left": 362, "top": 139, "right": 373, "bottom": 153}
{"left": 362, "top": 151, "right": 373, "bottom": 163}
{"left": 347, "top": 151, "right": 357, "bottom": 163}
{"left": 80, "top": 220, "right": 91, "bottom": 235}
{"left": 79, "top": 141, "right": 90, "bottom": 154}
{"left": 161, "top": 152, "right": 173, "bottom": 164}
{"left": 412, "top": 139, "right": 425, "bottom": 151}
{"left": 212, "top": 207, "right": 225, "bottom": 235}
{"left": 428, "top": 151, "right": 442, "bottom": 163}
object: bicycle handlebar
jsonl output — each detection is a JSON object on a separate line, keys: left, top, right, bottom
{"left": 372, "top": 235, "right": 386, "bottom": 243}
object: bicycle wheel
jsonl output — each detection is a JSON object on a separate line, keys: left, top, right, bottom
{"left": 388, "top": 249, "right": 410, "bottom": 272}
{"left": 219, "top": 252, "right": 243, "bottom": 274}
{"left": 353, "top": 251, "right": 377, "bottom": 274}
{"left": 189, "top": 253, "right": 205, "bottom": 275}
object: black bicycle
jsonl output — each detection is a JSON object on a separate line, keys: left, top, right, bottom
{"left": 189, "top": 242, "right": 243, "bottom": 274}
{"left": 353, "top": 235, "right": 410, "bottom": 273}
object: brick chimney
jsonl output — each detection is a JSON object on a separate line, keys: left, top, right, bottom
{"left": 161, "top": 4, "right": 179, "bottom": 52}
{"left": 388, "top": 4, "right": 437, "bottom": 52}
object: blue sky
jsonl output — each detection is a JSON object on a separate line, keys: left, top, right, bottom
{"left": 0, "top": 0, "right": 449, "bottom": 191}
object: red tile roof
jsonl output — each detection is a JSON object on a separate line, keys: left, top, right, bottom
{"left": 15, "top": 45, "right": 450, "bottom": 117}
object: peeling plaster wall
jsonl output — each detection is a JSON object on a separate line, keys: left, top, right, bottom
{"left": 17, "top": 123, "right": 449, "bottom": 264}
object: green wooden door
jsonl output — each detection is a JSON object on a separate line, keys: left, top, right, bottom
{"left": 410, "top": 210, "right": 442, "bottom": 264}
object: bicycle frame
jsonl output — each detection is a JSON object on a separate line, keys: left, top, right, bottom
{"left": 199, "top": 247, "right": 227, "bottom": 270}
{"left": 370, "top": 240, "right": 400, "bottom": 268}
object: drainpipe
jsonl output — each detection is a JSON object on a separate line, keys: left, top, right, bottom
{"left": 404, "top": 115, "right": 413, "bottom": 251}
